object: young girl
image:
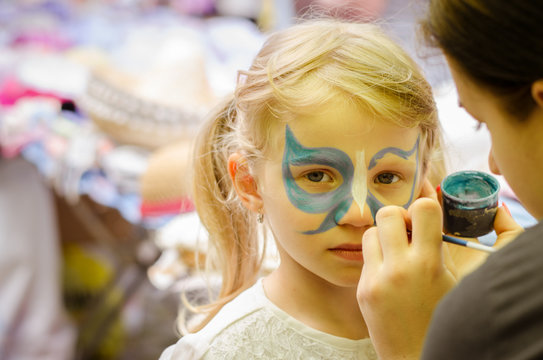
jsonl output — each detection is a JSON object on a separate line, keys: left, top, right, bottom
{"left": 160, "top": 19, "right": 462, "bottom": 359}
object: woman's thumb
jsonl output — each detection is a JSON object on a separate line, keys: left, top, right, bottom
{"left": 493, "top": 203, "right": 524, "bottom": 248}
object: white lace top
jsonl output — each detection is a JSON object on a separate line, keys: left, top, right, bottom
{"left": 159, "top": 278, "right": 377, "bottom": 359}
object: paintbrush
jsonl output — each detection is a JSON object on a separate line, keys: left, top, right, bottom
{"left": 442, "top": 234, "right": 496, "bottom": 253}
{"left": 406, "top": 230, "right": 496, "bottom": 253}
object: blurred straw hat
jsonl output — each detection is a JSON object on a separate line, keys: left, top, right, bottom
{"left": 77, "top": 30, "right": 216, "bottom": 149}
{"left": 139, "top": 139, "right": 195, "bottom": 218}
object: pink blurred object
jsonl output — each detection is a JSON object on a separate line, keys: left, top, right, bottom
{"left": 140, "top": 197, "right": 195, "bottom": 218}
{"left": 295, "top": 0, "right": 388, "bottom": 20}
{"left": 11, "top": 31, "right": 72, "bottom": 51}
{"left": 0, "top": 130, "right": 45, "bottom": 159}
{"left": 0, "top": 75, "right": 68, "bottom": 106}
{"left": 170, "top": 0, "right": 216, "bottom": 15}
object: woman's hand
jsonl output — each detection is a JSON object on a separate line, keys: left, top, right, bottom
{"left": 357, "top": 181, "right": 457, "bottom": 360}
{"left": 435, "top": 184, "right": 523, "bottom": 250}
{"left": 493, "top": 203, "right": 524, "bottom": 248}
{"left": 445, "top": 203, "right": 525, "bottom": 277}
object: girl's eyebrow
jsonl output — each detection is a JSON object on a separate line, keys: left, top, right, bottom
{"left": 288, "top": 151, "right": 347, "bottom": 167}
{"left": 288, "top": 151, "right": 329, "bottom": 164}
{"left": 284, "top": 125, "right": 352, "bottom": 169}
{"left": 368, "top": 135, "right": 420, "bottom": 170}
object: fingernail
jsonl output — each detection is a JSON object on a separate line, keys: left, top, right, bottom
{"left": 436, "top": 184, "right": 441, "bottom": 193}
{"left": 502, "top": 202, "right": 512, "bottom": 216}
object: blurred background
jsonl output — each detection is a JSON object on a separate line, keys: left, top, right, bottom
{"left": 0, "top": 1, "right": 533, "bottom": 359}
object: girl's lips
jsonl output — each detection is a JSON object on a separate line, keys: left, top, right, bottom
{"left": 329, "top": 243, "right": 362, "bottom": 251}
{"left": 329, "top": 243, "right": 363, "bottom": 261}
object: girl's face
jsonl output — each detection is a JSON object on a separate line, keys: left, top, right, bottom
{"left": 446, "top": 56, "right": 543, "bottom": 219}
{"left": 257, "top": 98, "right": 424, "bottom": 287}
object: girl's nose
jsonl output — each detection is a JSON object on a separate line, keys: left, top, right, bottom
{"left": 336, "top": 200, "right": 374, "bottom": 227}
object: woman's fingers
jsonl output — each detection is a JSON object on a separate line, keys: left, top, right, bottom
{"left": 358, "top": 195, "right": 456, "bottom": 360}
{"left": 441, "top": 240, "right": 459, "bottom": 279}
{"left": 493, "top": 203, "right": 524, "bottom": 248}
{"left": 375, "top": 206, "right": 409, "bottom": 260}
{"left": 419, "top": 178, "right": 438, "bottom": 202}
{"left": 361, "top": 227, "right": 383, "bottom": 272}
{"left": 409, "top": 198, "right": 443, "bottom": 256}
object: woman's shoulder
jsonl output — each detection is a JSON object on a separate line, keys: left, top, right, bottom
{"left": 488, "top": 220, "right": 543, "bottom": 274}
{"left": 431, "top": 220, "right": 543, "bottom": 325}
{"left": 423, "top": 221, "right": 543, "bottom": 359}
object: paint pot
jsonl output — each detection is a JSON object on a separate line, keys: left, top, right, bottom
{"left": 441, "top": 170, "right": 500, "bottom": 238}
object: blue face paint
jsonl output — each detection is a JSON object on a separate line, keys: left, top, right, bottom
{"left": 283, "top": 125, "right": 354, "bottom": 234}
{"left": 282, "top": 125, "right": 421, "bottom": 234}
{"left": 366, "top": 136, "right": 420, "bottom": 217}
{"left": 366, "top": 192, "right": 384, "bottom": 221}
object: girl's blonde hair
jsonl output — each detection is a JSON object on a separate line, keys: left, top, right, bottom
{"left": 186, "top": 18, "right": 444, "bottom": 332}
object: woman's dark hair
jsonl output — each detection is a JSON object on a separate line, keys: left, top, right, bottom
{"left": 420, "top": 0, "right": 543, "bottom": 119}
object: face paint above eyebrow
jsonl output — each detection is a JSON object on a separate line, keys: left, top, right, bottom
{"left": 283, "top": 128, "right": 353, "bottom": 170}
{"left": 368, "top": 136, "right": 420, "bottom": 170}
{"left": 367, "top": 135, "right": 421, "bottom": 213}
{"left": 282, "top": 125, "right": 354, "bottom": 234}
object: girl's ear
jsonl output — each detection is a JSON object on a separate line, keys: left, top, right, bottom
{"left": 228, "top": 153, "right": 263, "bottom": 213}
{"left": 531, "top": 79, "right": 543, "bottom": 108}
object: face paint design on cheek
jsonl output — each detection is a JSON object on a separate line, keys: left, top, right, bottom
{"left": 366, "top": 135, "right": 421, "bottom": 219}
{"left": 282, "top": 125, "right": 354, "bottom": 234}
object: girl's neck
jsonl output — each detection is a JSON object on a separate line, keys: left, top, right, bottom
{"left": 263, "top": 265, "right": 369, "bottom": 340}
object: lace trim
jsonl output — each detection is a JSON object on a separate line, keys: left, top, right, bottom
{"left": 205, "top": 308, "right": 377, "bottom": 359}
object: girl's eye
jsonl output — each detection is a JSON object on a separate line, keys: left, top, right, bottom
{"left": 305, "top": 171, "right": 331, "bottom": 182}
{"left": 375, "top": 173, "right": 400, "bottom": 185}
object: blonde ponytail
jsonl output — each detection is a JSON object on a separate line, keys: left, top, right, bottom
{"left": 185, "top": 96, "right": 265, "bottom": 332}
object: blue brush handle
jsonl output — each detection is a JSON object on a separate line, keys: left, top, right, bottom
{"left": 442, "top": 234, "right": 496, "bottom": 253}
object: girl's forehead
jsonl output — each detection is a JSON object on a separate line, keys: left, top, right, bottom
{"left": 262, "top": 96, "right": 423, "bottom": 162}
{"left": 280, "top": 112, "right": 422, "bottom": 158}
